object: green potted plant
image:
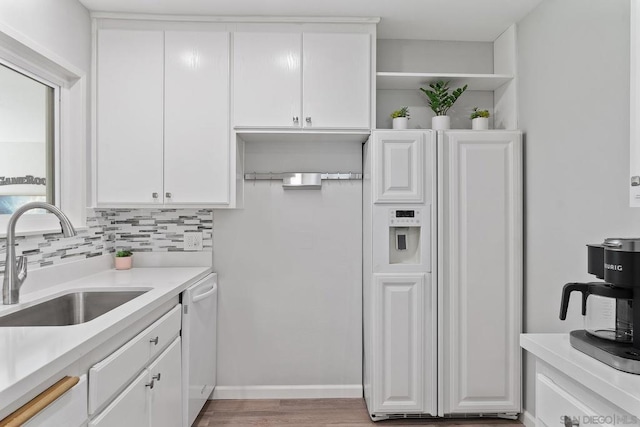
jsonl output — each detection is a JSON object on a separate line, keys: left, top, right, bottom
{"left": 419, "top": 81, "right": 468, "bottom": 130}
{"left": 115, "top": 250, "right": 133, "bottom": 270}
{"left": 470, "top": 107, "right": 490, "bottom": 130}
{"left": 390, "top": 106, "right": 410, "bottom": 130}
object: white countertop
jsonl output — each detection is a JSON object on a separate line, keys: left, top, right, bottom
{"left": 0, "top": 265, "right": 211, "bottom": 414}
{"left": 521, "top": 333, "right": 640, "bottom": 416}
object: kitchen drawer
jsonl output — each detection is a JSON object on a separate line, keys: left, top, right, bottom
{"left": 536, "top": 373, "right": 599, "bottom": 427}
{"left": 24, "top": 375, "right": 88, "bottom": 427}
{"left": 88, "top": 304, "right": 181, "bottom": 414}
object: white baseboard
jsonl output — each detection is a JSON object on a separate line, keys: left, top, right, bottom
{"left": 520, "top": 410, "right": 536, "bottom": 427}
{"left": 212, "top": 384, "right": 363, "bottom": 400}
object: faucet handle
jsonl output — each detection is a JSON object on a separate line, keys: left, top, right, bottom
{"left": 16, "top": 256, "right": 27, "bottom": 286}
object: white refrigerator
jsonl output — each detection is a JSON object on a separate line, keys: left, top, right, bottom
{"left": 362, "top": 130, "right": 522, "bottom": 419}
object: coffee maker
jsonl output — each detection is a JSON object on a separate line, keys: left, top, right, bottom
{"left": 559, "top": 238, "right": 640, "bottom": 374}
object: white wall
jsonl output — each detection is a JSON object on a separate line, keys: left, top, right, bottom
{"left": 517, "top": 0, "right": 637, "bottom": 416}
{"left": 213, "top": 141, "right": 363, "bottom": 396}
{"left": 0, "top": 0, "right": 91, "bottom": 229}
{"left": 0, "top": 0, "right": 91, "bottom": 73}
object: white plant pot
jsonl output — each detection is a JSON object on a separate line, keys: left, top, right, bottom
{"left": 392, "top": 117, "right": 408, "bottom": 130}
{"left": 431, "top": 115, "right": 451, "bottom": 130}
{"left": 472, "top": 117, "right": 489, "bottom": 130}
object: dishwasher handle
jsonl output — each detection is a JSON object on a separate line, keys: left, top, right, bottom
{"left": 192, "top": 283, "right": 216, "bottom": 303}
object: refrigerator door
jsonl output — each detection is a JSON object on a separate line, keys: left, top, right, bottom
{"left": 182, "top": 274, "right": 217, "bottom": 426}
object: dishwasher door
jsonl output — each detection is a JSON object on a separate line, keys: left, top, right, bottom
{"left": 182, "top": 273, "right": 217, "bottom": 427}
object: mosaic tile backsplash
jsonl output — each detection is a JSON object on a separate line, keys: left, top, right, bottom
{"left": 0, "top": 208, "right": 213, "bottom": 274}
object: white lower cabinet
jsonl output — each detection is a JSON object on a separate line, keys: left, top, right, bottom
{"left": 89, "top": 305, "right": 181, "bottom": 414}
{"left": 24, "top": 375, "right": 88, "bottom": 427}
{"left": 372, "top": 274, "right": 424, "bottom": 414}
{"left": 148, "top": 338, "right": 183, "bottom": 427}
{"left": 90, "top": 337, "right": 182, "bottom": 427}
{"left": 89, "top": 370, "right": 149, "bottom": 427}
{"left": 534, "top": 361, "right": 639, "bottom": 427}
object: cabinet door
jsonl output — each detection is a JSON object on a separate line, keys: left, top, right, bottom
{"left": 373, "top": 131, "right": 424, "bottom": 203}
{"left": 97, "top": 29, "right": 164, "bottom": 205}
{"left": 441, "top": 131, "right": 522, "bottom": 414}
{"left": 233, "top": 32, "right": 301, "bottom": 128}
{"left": 89, "top": 370, "right": 150, "bottom": 427}
{"left": 302, "top": 33, "right": 370, "bottom": 129}
{"left": 372, "top": 274, "right": 424, "bottom": 413}
{"left": 164, "top": 31, "right": 230, "bottom": 204}
{"left": 148, "top": 337, "right": 182, "bottom": 427}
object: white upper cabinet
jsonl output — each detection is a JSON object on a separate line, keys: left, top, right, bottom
{"left": 95, "top": 27, "right": 233, "bottom": 207}
{"left": 97, "top": 29, "right": 164, "bottom": 205}
{"left": 233, "top": 31, "right": 371, "bottom": 130}
{"left": 164, "top": 31, "right": 230, "bottom": 204}
{"left": 302, "top": 33, "right": 370, "bottom": 129}
{"left": 233, "top": 32, "right": 301, "bottom": 128}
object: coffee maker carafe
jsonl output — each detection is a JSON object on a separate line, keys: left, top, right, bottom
{"left": 559, "top": 238, "right": 640, "bottom": 374}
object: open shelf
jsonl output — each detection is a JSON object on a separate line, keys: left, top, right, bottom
{"left": 376, "top": 72, "right": 514, "bottom": 91}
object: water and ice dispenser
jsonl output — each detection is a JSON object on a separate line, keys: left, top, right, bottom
{"left": 388, "top": 208, "right": 422, "bottom": 265}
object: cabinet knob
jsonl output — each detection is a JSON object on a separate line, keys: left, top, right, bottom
{"left": 150, "top": 336, "right": 159, "bottom": 345}
{"left": 293, "top": 116, "right": 299, "bottom": 124}
{"left": 632, "top": 176, "right": 640, "bottom": 187}
{"left": 152, "top": 373, "right": 162, "bottom": 382}
{"left": 305, "top": 117, "right": 312, "bottom": 123}
{"left": 166, "top": 192, "right": 172, "bottom": 198}
{"left": 152, "top": 192, "right": 159, "bottom": 199}
{"left": 146, "top": 379, "right": 155, "bottom": 389}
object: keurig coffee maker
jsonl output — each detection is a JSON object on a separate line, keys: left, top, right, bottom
{"left": 560, "top": 238, "right": 640, "bottom": 374}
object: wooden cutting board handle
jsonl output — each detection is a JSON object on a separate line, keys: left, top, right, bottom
{"left": 0, "top": 376, "right": 79, "bottom": 427}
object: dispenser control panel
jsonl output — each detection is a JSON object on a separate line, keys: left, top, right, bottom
{"left": 389, "top": 209, "right": 422, "bottom": 226}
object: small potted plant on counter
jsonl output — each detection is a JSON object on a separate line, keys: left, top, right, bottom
{"left": 390, "top": 106, "right": 410, "bottom": 129}
{"left": 470, "top": 107, "right": 490, "bottom": 130}
{"left": 115, "top": 250, "right": 133, "bottom": 270}
{"left": 420, "top": 80, "right": 467, "bottom": 130}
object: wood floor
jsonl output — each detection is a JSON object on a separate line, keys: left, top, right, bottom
{"left": 194, "top": 399, "right": 523, "bottom": 427}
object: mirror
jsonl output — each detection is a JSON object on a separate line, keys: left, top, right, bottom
{"left": 0, "top": 62, "right": 55, "bottom": 215}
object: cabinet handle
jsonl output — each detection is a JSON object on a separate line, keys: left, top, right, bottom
{"left": 145, "top": 379, "right": 155, "bottom": 389}
{"left": 293, "top": 116, "right": 299, "bottom": 124}
{"left": 152, "top": 373, "right": 162, "bottom": 382}
{"left": 152, "top": 192, "right": 159, "bottom": 199}
{"left": 305, "top": 117, "right": 311, "bottom": 124}
{"left": 150, "top": 336, "right": 159, "bottom": 345}
{"left": 563, "top": 416, "right": 579, "bottom": 427}
{"left": 632, "top": 176, "right": 640, "bottom": 187}
{"left": 165, "top": 192, "right": 172, "bottom": 198}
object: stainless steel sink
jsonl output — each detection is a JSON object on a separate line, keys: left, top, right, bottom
{"left": 0, "top": 290, "right": 148, "bottom": 327}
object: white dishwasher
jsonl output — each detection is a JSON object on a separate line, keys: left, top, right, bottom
{"left": 182, "top": 273, "right": 217, "bottom": 427}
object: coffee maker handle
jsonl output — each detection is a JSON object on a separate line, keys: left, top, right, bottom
{"left": 559, "top": 283, "right": 590, "bottom": 320}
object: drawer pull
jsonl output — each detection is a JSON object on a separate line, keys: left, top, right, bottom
{"left": 150, "top": 336, "right": 159, "bottom": 345}
{"left": 563, "top": 416, "right": 579, "bottom": 427}
{"left": 0, "top": 376, "right": 79, "bottom": 427}
{"left": 152, "top": 373, "right": 161, "bottom": 382}
{"left": 145, "top": 380, "right": 155, "bottom": 389}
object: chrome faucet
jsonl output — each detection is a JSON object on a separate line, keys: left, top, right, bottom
{"left": 3, "top": 202, "right": 77, "bottom": 304}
